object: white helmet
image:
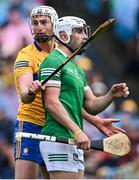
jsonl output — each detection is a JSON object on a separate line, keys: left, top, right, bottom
{"left": 54, "top": 16, "right": 90, "bottom": 43}
{"left": 29, "top": 5, "right": 58, "bottom": 39}
{"left": 30, "top": 5, "right": 58, "bottom": 25}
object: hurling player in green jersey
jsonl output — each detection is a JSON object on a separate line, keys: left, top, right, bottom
{"left": 39, "top": 16, "right": 129, "bottom": 179}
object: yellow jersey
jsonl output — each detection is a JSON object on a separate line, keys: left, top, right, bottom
{"left": 14, "top": 42, "right": 57, "bottom": 126}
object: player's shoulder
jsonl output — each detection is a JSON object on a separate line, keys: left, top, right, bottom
{"left": 15, "top": 43, "right": 35, "bottom": 62}
{"left": 18, "top": 43, "right": 34, "bottom": 54}
{"left": 41, "top": 49, "right": 63, "bottom": 67}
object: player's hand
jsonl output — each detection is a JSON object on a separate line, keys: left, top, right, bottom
{"left": 109, "top": 83, "right": 129, "bottom": 98}
{"left": 28, "top": 80, "right": 44, "bottom": 94}
{"left": 74, "top": 130, "right": 90, "bottom": 150}
{"left": 95, "top": 118, "right": 126, "bottom": 137}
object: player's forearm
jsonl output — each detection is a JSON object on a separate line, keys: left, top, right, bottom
{"left": 18, "top": 74, "right": 36, "bottom": 104}
{"left": 92, "top": 91, "right": 115, "bottom": 114}
{"left": 85, "top": 91, "right": 114, "bottom": 115}
{"left": 46, "top": 100, "right": 81, "bottom": 134}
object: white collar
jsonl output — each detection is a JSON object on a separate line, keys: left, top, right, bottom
{"left": 55, "top": 48, "right": 68, "bottom": 58}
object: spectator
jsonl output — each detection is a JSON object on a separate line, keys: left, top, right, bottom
{"left": 0, "top": 8, "right": 32, "bottom": 58}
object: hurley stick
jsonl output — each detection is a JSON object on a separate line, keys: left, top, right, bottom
{"left": 16, "top": 132, "right": 131, "bottom": 156}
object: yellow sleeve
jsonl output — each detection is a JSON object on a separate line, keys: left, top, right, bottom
{"left": 14, "top": 50, "right": 34, "bottom": 78}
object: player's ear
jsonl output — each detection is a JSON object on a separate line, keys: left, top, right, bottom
{"left": 59, "top": 31, "right": 68, "bottom": 42}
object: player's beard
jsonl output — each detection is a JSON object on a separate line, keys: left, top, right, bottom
{"left": 69, "top": 38, "right": 87, "bottom": 55}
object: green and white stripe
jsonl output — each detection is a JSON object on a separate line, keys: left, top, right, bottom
{"left": 15, "top": 60, "right": 29, "bottom": 69}
{"left": 41, "top": 68, "right": 60, "bottom": 77}
{"left": 48, "top": 153, "right": 68, "bottom": 162}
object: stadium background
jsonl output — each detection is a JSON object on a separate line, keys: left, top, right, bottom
{"left": 0, "top": 0, "right": 139, "bottom": 178}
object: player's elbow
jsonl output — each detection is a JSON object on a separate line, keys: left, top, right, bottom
{"left": 91, "top": 109, "right": 98, "bottom": 116}
{"left": 84, "top": 100, "right": 98, "bottom": 115}
{"left": 20, "top": 93, "right": 35, "bottom": 104}
{"left": 21, "top": 98, "right": 33, "bottom": 104}
{"left": 85, "top": 106, "right": 100, "bottom": 116}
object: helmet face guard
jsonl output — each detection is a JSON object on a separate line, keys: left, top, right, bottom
{"left": 29, "top": 6, "right": 58, "bottom": 42}
{"left": 84, "top": 24, "right": 91, "bottom": 39}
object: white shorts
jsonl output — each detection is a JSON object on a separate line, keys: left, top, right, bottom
{"left": 40, "top": 141, "right": 85, "bottom": 172}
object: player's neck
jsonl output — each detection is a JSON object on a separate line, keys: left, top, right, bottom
{"left": 39, "top": 39, "right": 55, "bottom": 53}
{"left": 58, "top": 44, "right": 72, "bottom": 57}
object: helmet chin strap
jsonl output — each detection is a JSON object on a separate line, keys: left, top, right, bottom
{"left": 54, "top": 36, "right": 75, "bottom": 53}
{"left": 34, "top": 34, "right": 54, "bottom": 43}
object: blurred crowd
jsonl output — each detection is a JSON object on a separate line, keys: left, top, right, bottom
{"left": 0, "top": 0, "right": 139, "bottom": 178}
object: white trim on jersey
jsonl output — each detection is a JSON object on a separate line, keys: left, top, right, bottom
{"left": 55, "top": 48, "right": 68, "bottom": 58}
{"left": 43, "top": 80, "right": 61, "bottom": 88}
{"left": 84, "top": 85, "right": 90, "bottom": 91}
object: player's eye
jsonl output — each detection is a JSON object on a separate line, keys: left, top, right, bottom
{"left": 40, "top": 20, "right": 48, "bottom": 26}
{"left": 32, "top": 21, "right": 38, "bottom": 26}
{"left": 79, "top": 29, "right": 84, "bottom": 33}
{"left": 42, "top": 20, "right": 47, "bottom": 25}
{"left": 75, "top": 28, "right": 84, "bottom": 34}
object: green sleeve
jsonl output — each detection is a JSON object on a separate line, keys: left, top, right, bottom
{"left": 39, "top": 53, "right": 62, "bottom": 86}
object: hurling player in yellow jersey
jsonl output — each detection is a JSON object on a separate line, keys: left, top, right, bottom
{"left": 14, "top": 5, "right": 58, "bottom": 179}
{"left": 14, "top": 5, "right": 127, "bottom": 179}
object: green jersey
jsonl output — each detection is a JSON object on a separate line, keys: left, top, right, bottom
{"left": 39, "top": 48, "right": 88, "bottom": 139}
